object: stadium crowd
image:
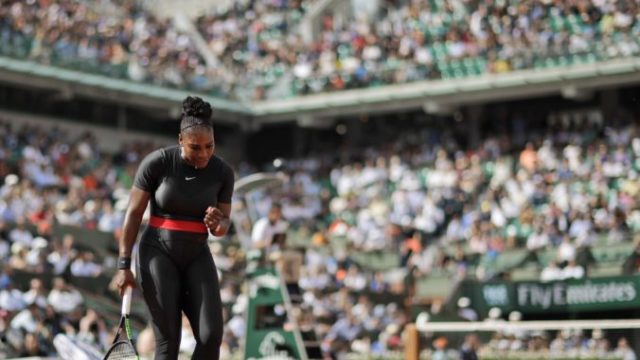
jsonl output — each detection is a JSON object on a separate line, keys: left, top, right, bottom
{"left": 212, "top": 0, "right": 640, "bottom": 99}
{"left": 239, "top": 115, "right": 640, "bottom": 358}
{"left": 422, "top": 329, "right": 638, "bottom": 360}
{"left": 2, "top": 0, "right": 640, "bottom": 100}
{"left": 0, "top": 0, "right": 210, "bottom": 91}
{"left": 0, "top": 109, "right": 639, "bottom": 358}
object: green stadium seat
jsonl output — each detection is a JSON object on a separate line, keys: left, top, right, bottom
{"left": 580, "top": 53, "right": 597, "bottom": 64}
{"left": 431, "top": 0, "right": 444, "bottom": 11}
{"left": 567, "top": 14, "right": 583, "bottom": 34}
{"left": 462, "top": 57, "right": 478, "bottom": 76}
{"left": 544, "top": 57, "right": 557, "bottom": 68}
{"left": 533, "top": 58, "right": 546, "bottom": 69}
{"left": 550, "top": 16, "right": 564, "bottom": 32}
{"left": 432, "top": 43, "right": 448, "bottom": 61}
{"left": 449, "top": 59, "right": 465, "bottom": 78}
{"left": 437, "top": 61, "right": 453, "bottom": 79}
{"left": 557, "top": 55, "right": 570, "bottom": 67}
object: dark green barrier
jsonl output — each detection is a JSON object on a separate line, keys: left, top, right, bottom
{"left": 69, "top": 274, "right": 112, "bottom": 295}
{"left": 23, "top": 221, "right": 117, "bottom": 261}
{"left": 353, "top": 290, "right": 406, "bottom": 305}
{"left": 10, "top": 269, "right": 54, "bottom": 291}
{"left": 51, "top": 223, "right": 117, "bottom": 258}
{"left": 351, "top": 251, "right": 400, "bottom": 271}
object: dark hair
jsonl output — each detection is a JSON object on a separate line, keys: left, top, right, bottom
{"left": 180, "top": 96, "right": 213, "bottom": 133}
{"left": 270, "top": 203, "right": 282, "bottom": 211}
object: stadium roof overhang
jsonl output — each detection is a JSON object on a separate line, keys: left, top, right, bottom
{"left": 1, "top": 56, "right": 639, "bottom": 126}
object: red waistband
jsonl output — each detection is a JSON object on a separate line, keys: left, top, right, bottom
{"left": 149, "top": 216, "right": 208, "bottom": 234}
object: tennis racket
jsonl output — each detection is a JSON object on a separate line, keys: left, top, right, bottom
{"left": 103, "top": 286, "right": 138, "bottom": 360}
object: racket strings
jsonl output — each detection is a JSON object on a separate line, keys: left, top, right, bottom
{"left": 104, "top": 341, "right": 137, "bottom": 360}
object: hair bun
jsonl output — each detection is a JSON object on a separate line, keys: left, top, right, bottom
{"left": 182, "top": 96, "right": 212, "bottom": 119}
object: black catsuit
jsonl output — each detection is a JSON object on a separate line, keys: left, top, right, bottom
{"left": 133, "top": 145, "right": 234, "bottom": 360}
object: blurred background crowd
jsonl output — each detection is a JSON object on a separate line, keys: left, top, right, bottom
{"left": 0, "top": 110, "right": 639, "bottom": 359}
{"left": 0, "top": 0, "right": 640, "bottom": 359}
{"left": 2, "top": 0, "right": 640, "bottom": 100}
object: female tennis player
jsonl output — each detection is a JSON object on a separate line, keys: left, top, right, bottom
{"left": 112, "top": 96, "right": 234, "bottom": 359}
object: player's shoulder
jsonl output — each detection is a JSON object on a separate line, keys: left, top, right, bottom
{"left": 160, "top": 145, "right": 180, "bottom": 158}
{"left": 211, "top": 155, "right": 233, "bottom": 172}
{"left": 144, "top": 145, "right": 178, "bottom": 162}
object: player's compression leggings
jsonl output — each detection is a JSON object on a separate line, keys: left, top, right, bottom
{"left": 136, "top": 227, "right": 223, "bottom": 360}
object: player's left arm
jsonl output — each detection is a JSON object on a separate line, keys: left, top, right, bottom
{"left": 206, "top": 163, "right": 234, "bottom": 237}
{"left": 211, "top": 202, "right": 231, "bottom": 237}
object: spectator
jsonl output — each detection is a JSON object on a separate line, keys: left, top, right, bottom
{"left": 47, "top": 235, "right": 77, "bottom": 275}
{"left": 136, "top": 324, "right": 156, "bottom": 358}
{"left": 526, "top": 223, "right": 550, "bottom": 251}
{"left": 623, "top": 240, "right": 640, "bottom": 274}
{"left": 432, "top": 336, "right": 450, "bottom": 360}
{"left": 251, "top": 203, "right": 289, "bottom": 256}
{"left": 18, "top": 332, "right": 47, "bottom": 357}
{"left": 0, "top": 282, "right": 25, "bottom": 312}
{"left": 77, "top": 309, "right": 109, "bottom": 350}
{"left": 540, "top": 261, "right": 563, "bottom": 282}
{"left": 615, "top": 337, "right": 637, "bottom": 360}
{"left": 8, "top": 218, "right": 33, "bottom": 247}
{"left": 557, "top": 236, "right": 577, "bottom": 264}
{"left": 10, "top": 302, "right": 40, "bottom": 334}
{"left": 22, "top": 278, "right": 47, "bottom": 309}
{"left": 459, "top": 334, "right": 480, "bottom": 360}
{"left": 561, "top": 259, "right": 585, "bottom": 280}
{"left": 70, "top": 251, "right": 103, "bottom": 278}
{"left": 519, "top": 142, "right": 538, "bottom": 173}
{"left": 457, "top": 297, "right": 478, "bottom": 322}
{"left": 46, "top": 277, "right": 83, "bottom": 314}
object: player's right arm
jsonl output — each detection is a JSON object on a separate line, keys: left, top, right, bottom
{"left": 114, "top": 187, "right": 150, "bottom": 295}
{"left": 113, "top": 149, "right": 164, "bottom": 296}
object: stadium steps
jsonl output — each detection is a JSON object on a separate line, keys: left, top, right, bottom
{"left": 591, "top": 242, "right": 635, "bottom": 264}
{"left": 286, "top": 301, "right": 323, "bottom": 359}
{"left": 414, "top": 274, "right": 456, "bottom": 300}
{"left": 351, "top": 251, "right": 400, "bottom": 272}
{"left": 589, "top": 264, "right": 623, "bottom": 278}
{"left": 478, "top": 248, "right": 532, "bottom": 277}
{"left": 510, "top": 265, "right": 541, "bottom": 281}
{"left": 300, "top": 329, "right": 323, "bottom": 359}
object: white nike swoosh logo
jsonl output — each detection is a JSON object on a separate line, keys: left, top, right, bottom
{"left": 185, "top": 177, "right": 196, "bottom": 181}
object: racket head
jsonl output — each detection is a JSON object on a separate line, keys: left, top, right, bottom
{"left": 104, "top": 286, "right": 138, "bottom": 360}
{"left": 103, "top": 339, "right": 137, "bottom": 360}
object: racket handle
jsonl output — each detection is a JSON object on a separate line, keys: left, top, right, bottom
{"left": 122, "top": 286, "right": 132, "bottom": 315}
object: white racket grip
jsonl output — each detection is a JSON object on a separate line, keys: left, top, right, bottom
{"left": 122, "top": 286, "right": 132, "bottom": 316}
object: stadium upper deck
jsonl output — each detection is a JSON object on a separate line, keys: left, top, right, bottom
{"left": 1, "top": 0, "right": 639, "bottom": 102}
